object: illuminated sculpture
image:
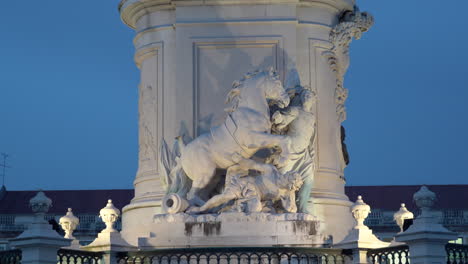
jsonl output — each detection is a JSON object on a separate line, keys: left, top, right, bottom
{"left": 393, "top": 203, "right": 414, "bottom": 233}
{"left": 59, "top": 208, "right": 79, "bottom": 239}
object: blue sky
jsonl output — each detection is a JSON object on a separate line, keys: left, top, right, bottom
{"left": 0, "top": 0, "right": 467, "bottom": 190}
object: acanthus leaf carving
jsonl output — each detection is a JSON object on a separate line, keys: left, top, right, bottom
{"left": 327, "top": 6, "right": 374, "bottom": 123}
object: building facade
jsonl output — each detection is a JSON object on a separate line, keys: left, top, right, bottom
{"left": 1, "top": 184, "right": 467, "bottom": 249}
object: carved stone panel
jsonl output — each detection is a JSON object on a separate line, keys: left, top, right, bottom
{"left": 136, "top": 43, "right": 164, "bottom": 175}
{"left": 193, "top": 38, "right": 283, "bottom": 135}
{"left": 138, "top": 83, "right": 157, "bottom": 169}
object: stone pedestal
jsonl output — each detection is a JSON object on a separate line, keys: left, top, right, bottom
{"left": 335, "top": 196, "right": 390, "bottom": 264}
{"left": 395, "top": 187, "right": 457, "bottom": 264}
{"left": 118, "top": 0, "right": 372, "bottom": 245}
{"left": 10, "top": 221, "right": 71, "bottom": 264}
{"left": 10, "top": 191, "right": 72, "bottom": 264}
{"left": 139, "top": 213, "right": 325, "bottom": 248}
{"left": 82, "top": 232, "right": 135, "bottom": 252}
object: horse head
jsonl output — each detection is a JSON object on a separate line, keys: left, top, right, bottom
{"left": 225, "top": 68, "right": 289, "bottom": 113}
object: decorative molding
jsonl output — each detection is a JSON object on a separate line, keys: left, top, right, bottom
{"left": 316, "top": 167, "right": 344, "bottom": 177}
{"left": 192, "top": 37, "right": 283, "bottom": 136}
{"left": 119, "top": 0, "right": 353, "bottom": 29}
{"left": 327, "top": 7, "right": 374, "bottom": 123}
{"left": 133, "top": 171, "right": 160, "bottom": 184}
{"left": 119, "top": 0, "right": 174, "bottom": 29}
{"left": 132, "top": 21, "right": 331, "bottom": 47}
{"left": 134, "top": 42, "right": 162, "bottom": 68}
{"left": 308, "top": 38, "right": 333, "bottom": 180}
{"left": 138, "top": 84, "right": 158, "bottom": 171}
{"left": 136, "top": 42, "right": 164, "bottom": 177}
{"left": 133, "top": 24, "right": 175, "bottom": 46}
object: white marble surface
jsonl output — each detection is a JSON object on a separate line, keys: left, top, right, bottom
{"left": 10, "top": 192, "right": 71, "bottom": 264}
{"left": 396, "top": 186, "right": 457, "bottom": 264}
{"left": 139, "top": 212, "right": 325, "bottom": 248}
{"left": 119, "top": 0, "right": 372, "bottom": 244}
{"left": 335, "top": 196, "right": 389, "bottom": 249}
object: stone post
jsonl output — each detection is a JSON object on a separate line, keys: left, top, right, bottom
{"left": 59, "top": 208, "right": 81, "bottom": 249}
{"left": 10, "top": 191, "right": 71, "bottom": 264}
{"left": 393, "top": 203, "right": 414, "bottom": 233}
{"left": 81, "top": 200, "right": 135, "bottom": 263}
{"left": 335, "top": 195, "right": 390, "bottom": 264}
{"left": 396, "top": 186, "right": 457, "bottom": 264}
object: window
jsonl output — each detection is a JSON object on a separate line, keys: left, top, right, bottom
{"left": 444, "top": 210, "right": 464, "bottom": 218}
{"left": 0, "top": 215, "right": 14, "bottom": 225}
{"left": 365, "top": 210, "right": 383, "bottom": 226}
{"left": 448, "top": 237, "right": 464, "bottom": 244}
{"left": 77, "top": 215, "right": 98, "bottom": 230}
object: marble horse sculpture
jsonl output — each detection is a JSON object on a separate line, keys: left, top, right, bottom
{"left": 161, "top": 68, "right": 292, "bottom": 206}
{"left": 187, "top": 154, "right": 303, "bottom": 214}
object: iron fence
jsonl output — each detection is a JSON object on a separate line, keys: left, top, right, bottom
{"left": 0, "top": 249, "right": 21, "bottom": 264}
{"left": 57, "top": 248, "right": 103, "bottom": 264}
{"left": 446, "top": 243, "right": 468, "bottom": 264}
{"left": 116, "top": 247, "right": 352, "bottom": 264}
{"left": 367, "top": 245, "right": 409, "bottom": 264}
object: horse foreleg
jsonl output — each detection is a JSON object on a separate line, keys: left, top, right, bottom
{"left": 186, "top": 167, "right": 216, "bottom": 207}
{"left": 187, "top": 188, "right": 206, "bottom": 207}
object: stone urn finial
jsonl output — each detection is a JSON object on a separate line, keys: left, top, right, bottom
{"left": 99, "top": 199, "right": 120, "bottom": 233}
{"left": 393, "top": 203, "right": 414, "bottom": 232}
{"left": 351, "top": 195, "right": 371, "bottom": 229}
{"left": 59, "top": 208, "right": 80, "bottom": 239}
{"left": 413, "top": 185, "right": 436, "bottom": 218}
{"left": 29, "top": 191, "right": 52, "bottom": 222}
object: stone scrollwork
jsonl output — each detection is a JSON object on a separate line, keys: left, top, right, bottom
{"left": 327, "top": 7, "right": 374, "bottom": 123}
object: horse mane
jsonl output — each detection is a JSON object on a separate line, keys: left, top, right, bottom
{"left": 224, "top": 69, "right": 278, "bottom": 112}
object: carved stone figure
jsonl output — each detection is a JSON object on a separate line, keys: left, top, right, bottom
{"left": 188, "top": 155, "right": 303, "bottom": 214}
{"left": 162, "top": 69, "right": 291, "bottom": 206}
{"left": 270, "top": 86, "right": 317, "bottom": 213}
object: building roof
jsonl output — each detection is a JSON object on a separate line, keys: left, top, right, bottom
{"left": 0, "top": 188, "right": 133, "bottom": 215}
{"left": 345, "top": 184, "right": 468, "bottom": 211}
{"left": 0, "top": 184, "right": 467, "bottom": 215}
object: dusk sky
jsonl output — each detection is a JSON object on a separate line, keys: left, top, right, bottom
{"left": 1, "top": 0, "right": 467, "bottom": 191}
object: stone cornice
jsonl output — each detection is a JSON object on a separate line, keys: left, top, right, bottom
{"left": 119, "top": 0, "right": 354, "bottom": 29}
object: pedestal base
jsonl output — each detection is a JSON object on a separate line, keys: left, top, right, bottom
{"left": 312, "top": 196, "right": 354, "bottom": 243}
{"left": 121, "top": 199, "right": 163, "bottom": 246}
{"left": 138, "top": 212, "right": 326, "bottom": 249}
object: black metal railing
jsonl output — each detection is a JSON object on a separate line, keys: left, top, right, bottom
{"left": 57, "top": 248, "right": 103, "bottom": 264}
{"left": 446, "top": 243, "right": 468, "bottom": 264}
{"left": 116, "top": 247, "right": 352, "bottom": 264}
{"left": 367, "top": 245, "right": 409, "bottom": 264}
{"left": 0, "top": 249, "right": 21, "bottom": 264}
